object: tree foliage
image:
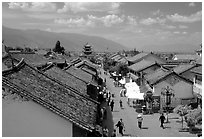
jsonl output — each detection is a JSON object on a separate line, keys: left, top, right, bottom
{"left": 173, "top": 105, "right": 191, "bottom": 129}
{"left": 53, "top": 40, "right": 65, "bottom": 54}
{"left": 185, "top": 108, "right": 202, "bottom": 127}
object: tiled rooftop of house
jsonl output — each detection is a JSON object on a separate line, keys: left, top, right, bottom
{"left": 64, "top": 66, "right": 97, "bottom": 86}
{"left": 191, "top": 66, "right": 202, "bottom": 75}
{"left": 127, "top": 52, "right": 149, "bottom": 62}
{"left": 173, "top": 64, "right": 196, "bottom": 74}
{"left": 128, "top": 60, "right": 157, "bottom": 72}
{"left": 43, "top": 65, "right": 88, "bottom": 96}
{"left": 10, "top": 52, "right": 49, "bottom": 66}
{"left": 173, "top": 54, "right": 200, "bottom": 61}
{"left": 2, "top": 60, "right": 98, "bottom": 131}
{"left": 144, "top": 68, "right": 172, "bottom": 85}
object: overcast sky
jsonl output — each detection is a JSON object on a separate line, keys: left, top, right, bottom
{"left": 2, "top": 2, "right": 202, "bottom": 51}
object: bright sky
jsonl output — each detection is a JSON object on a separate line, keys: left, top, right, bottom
{"left": 2, "top": 2, "right": 202, "bottom": 51}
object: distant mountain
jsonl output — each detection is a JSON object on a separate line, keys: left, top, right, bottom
{"left": 139, "top": 43, "right": 200, "bottom": 53}
{"left": 2, "top": 26, "right": 126, "bottom": 52}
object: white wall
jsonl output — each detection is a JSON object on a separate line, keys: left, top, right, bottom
{"left": 3, "top": 100, "right": 73, "bottom": 137}
{"left": 153, "top": 78, "right": 193, "bottom": 108}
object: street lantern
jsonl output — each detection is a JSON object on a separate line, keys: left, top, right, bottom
{"left": 161, "top": 86, "right": 175, "bottom": 123}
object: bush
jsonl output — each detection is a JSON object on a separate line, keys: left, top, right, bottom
{"left": 185, "top": 108, "right": 202, "bottom": 126}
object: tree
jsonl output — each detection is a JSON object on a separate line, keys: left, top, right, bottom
{"left": 184, "top": 108, "right": 202, "bottom": 132}
{"left": 118, "top": 64, "right": 129, "bottom": 76}
{"left": 53, "top": 40, "right": 65, "bottom": 54}
{"left": 24, "top": 47, "right": 33, "bottom": 52}
{"left": 173, "top": 105, "right": 190, "bottom": 129}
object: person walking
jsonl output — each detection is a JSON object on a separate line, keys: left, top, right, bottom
{"left": 119, "top": 100, "right": 123, "bottom": 109}
{"left": 137, "top": 114, "right": 143, "bottom": 129}
{"left": 115, "top": 119, "right": 125, "bottom": 136}
{"left": 103, "top": 107, "right": 107, "bottom": 120}
{"left": 159, "top": 113, "right": 166, "bottom": 129}
{"left": 110, "top": 100, "right": 115, "bottom": 112}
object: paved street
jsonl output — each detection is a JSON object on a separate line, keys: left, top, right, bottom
{"left": 99, "top": 69, "right": 198, "bottom": 137}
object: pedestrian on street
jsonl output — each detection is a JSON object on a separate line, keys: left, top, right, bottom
{"left": 137, "top": 114, "right": 143, "bottom": 129}
{"left": 103, "top": 107, "right": 107, "bottom": 120}
{"left": 120, "top": 89, "right": 123, "bottom": 97}
{"left": 111, "top": 129, "right": 116, "bottom": 137}
{"left": 119, "top": 100, "right": 123, "bottom": 109}
{"left": 103, "top": 126, "right": 109, "bottom": 137}
{"left": 107, "top": 95, "right": 111, "bottom": 106}
{"left": 110, "top": 100, "right": 115, "bottom": 111}
{"left": 115, "top": 118, "right": 125, "bottom": 136}
{"left": 159, "top": 113, "right": 166, "bottom": 129}
{"left": 100, "top": 108, "right": 104, "bottom": 122}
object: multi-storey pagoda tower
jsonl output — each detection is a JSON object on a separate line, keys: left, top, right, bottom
{"left": 81, "top": 43, "right": 94, "bottom": 59}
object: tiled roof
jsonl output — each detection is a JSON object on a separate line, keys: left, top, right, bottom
{"left": 75, "top": 59, "right": 99, "bottom": 70}
{"left": 139, "top": 84, "right": 152, "bottom": 93}
{"left": 81, "top": 67, "right": 97, "bottom": 76}
{"left": 83, "top": 60, "right": 99, "bottom": 70}
{"left": 2, "top": 60, "right": 98, "bottom": 131}
{"left": 145, "top": 67, "right": 193, "bottom": 85}
{"left": 173, "top": 54, "right": 200, "bottom": 61}
{"left": 111, "top": 55, "right": 121, "bottom": 61}
{"left": 64, "top": 66, "right": 97, "bottom": 86}
{"left": 173, "top": 64, "right": 196, "bottom": 74}
{"left": 128, "top": 60, "right": 157, "bottom": 72}
{"left": 10, "top": 52, "right": 49, "bottom": 66}
{"left": 71, "top": 57, "right": 82, "bottom": 65}
{"left": 118, "top": 57, "right": 127, "bottom": 63}
{"left": 2, "top": 54, "right": 20, "bottom": 69}
{"left": 114, "top": 56, "right": 123, "bottom": 62}
{"left": 109, "top": 53, "right": 118, "bottom": 59}
{"left": 127, "top": 53, "right": 149, "bottom": 62}
{"left": 43, "top": 65, "right": 88, "bottom": 96}
{"left": 191, "top": 66, "right": 202, "bottom": 75}
{"left": 144, "top": 68, "right": 172, "bottom": 85}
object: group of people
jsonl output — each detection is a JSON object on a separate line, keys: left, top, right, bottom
{"left": 136, "top": 113, "right": 166, "bottom": 130}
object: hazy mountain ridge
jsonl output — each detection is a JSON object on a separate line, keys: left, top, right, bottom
{"left": 2, "top": 26, "right": 126, "bottom": 52}
{"left": 140, "top": 43, "right": 200, "bottom": 53}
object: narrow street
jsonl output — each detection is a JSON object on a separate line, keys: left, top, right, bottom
{"left": 99, "top": 68, "right": 198, "bottom": 137}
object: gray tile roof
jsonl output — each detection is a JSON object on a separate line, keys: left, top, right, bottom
{"left": 173, "top": 54, "right": 200, "bottom": 61}
{"left": 128, "top": 60, "right": 157, "bottom": 72}
{"left": 127, "top": 53, "right": 149, "bottom": 62}
{"left": 44, "top": 65, "right": 88, "bottom": 96}
{"left": 2, "top": 60, "right": 98, "bottom": 131}
{"left": 191, "top": 66, "right": 202, "bottom": 75}
{"left": 173, "top": 64, "right": 196, "bottom": 74}
{"left": 65, "top": 66, "right": 97, "bottom": 86}
{"left": 144, "top": 68, "right": 172, "bottom": 85}
{"left": 10, "top": 52, "right": 49, "bottom": 66}
{"left": 145, "top": 67, "right": 193, "bottom": 85}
